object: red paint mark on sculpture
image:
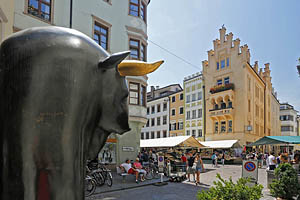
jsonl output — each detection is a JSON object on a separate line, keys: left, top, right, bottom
{"left": 37, "top": 170, "right": 50, "bottom": 200}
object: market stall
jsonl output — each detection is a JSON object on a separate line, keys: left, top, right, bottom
{"left": 199, "top": 140, "right": 242, "bottom": 163}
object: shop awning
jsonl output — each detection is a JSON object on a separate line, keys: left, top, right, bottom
{"left": 248, "top": 136, "right": 300, "bottom": 146}
{"left": 140, "top": 136, "right": 205, "bottom": 148}
{"left": 199, "top": 140, "right": 241, "bottom": 149}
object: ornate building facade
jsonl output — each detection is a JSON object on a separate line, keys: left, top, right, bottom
{"left": 203, "top": 26, "right": 279, "bottom": 146}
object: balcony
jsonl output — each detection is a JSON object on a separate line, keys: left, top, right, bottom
{"left": 209, "top": 107, "right": 234, "bottom": 120}
{"left": 209, "top": 83, "right": 234, "bottom": 94}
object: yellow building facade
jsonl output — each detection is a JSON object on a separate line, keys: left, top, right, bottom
{"left": 203, "top": 26, "right": 278, "bottom": 146}
{"left": 0, "top": 0, "right": 14, "bottom": 43}
{"left": 169, "top": 90, "right": 184, "bottom": 137}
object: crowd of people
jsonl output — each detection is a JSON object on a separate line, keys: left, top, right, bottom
{"left": 241, "top": 150, "right": 300, "bottom": 171}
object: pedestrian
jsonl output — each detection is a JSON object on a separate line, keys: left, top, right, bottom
{"left": 186, "top": 152, "right": 195, "bottom": 182}
{"left": 181, "top": 153, "right": 187, "bottom": 172}
{"left": 276, "top": 152, "right": 281, "bottom": 167}
{"left": 211, "top": 153, "right": 216, "bottom": 167}
{"left": 221, "top": 152, "right": 225, "bottom": 166}
{"left": 257, "top": 152, "right": 263, "bottom": 168}
{"left": 214, "top": 152, "right": 218, "bottom": 167}
{"left": 194, "top": 154, "right": 203, "bottom": 185}
{"left": 268, "top": 152, "right": 276, "bottom": 170}
{"left": 265, "top": 152, "right": 269, "bottom": 169}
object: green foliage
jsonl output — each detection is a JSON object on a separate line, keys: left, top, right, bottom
{"left": 269, "top": 163, "right": 300, "bottom": 200}
{"left": 197, "top": 173, "right": 263, "bottom": 200}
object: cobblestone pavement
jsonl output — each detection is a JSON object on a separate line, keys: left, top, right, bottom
{"left": 86, "top": 164, "right": 275, "bottom": 200}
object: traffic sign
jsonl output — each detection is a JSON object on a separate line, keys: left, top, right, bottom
{"left": 242, "top": 160, "right": 258, "bottom": 185}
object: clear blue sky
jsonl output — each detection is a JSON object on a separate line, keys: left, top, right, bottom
{"left": 146, "top": 0, "right": 300, "bottom": 111}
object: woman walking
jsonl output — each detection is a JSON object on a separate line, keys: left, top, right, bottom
{"left": 194, "top": 154, "right": 204, "bottom": 185}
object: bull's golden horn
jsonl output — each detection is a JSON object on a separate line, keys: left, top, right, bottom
{"left": 118, "top": 60, "right": 164, "bottom": 76}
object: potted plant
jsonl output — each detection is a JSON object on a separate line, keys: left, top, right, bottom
{"left": 269, "top": 163, "right": 300, "bottom": 200}
{"left": 197, "top": 173, "right": 263, "bottom": 200}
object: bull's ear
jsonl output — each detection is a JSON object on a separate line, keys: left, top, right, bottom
{"left": 98, "top": 51, "right": 130, "bottom": 69}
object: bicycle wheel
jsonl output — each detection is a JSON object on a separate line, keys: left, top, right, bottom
{"left": 152, "top": 170, "right": 160, "bottom": 179}
{"left": 106, "top": 172, "right": 113, "bottom": 187}
{"left": 85, "top": 178, "right": 96, "bottom": 197}
{"left": 93, "top": 171, "right": 105, "bottom": 186}
{"left": 145, "top": 170, "right": 153, "bottom": 180}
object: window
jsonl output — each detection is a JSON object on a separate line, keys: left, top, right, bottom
{"left": 157, "top": 104, "right": 161, "bottom": 112}
{"left": 179, "top": 107, "right": 184, "bottom": 114}
{"left": 157, "top": 131, "right": 160, "bottom": 138}
{"left": 140, "top": 85, "right": 146, "bottom": 106}
{"left": 228, "top": 120, "right": 232, "bottom": 133}
{"left": 163, "top": 116, "right": 167, "bottom": 125}
{"left": 163, "top": 103, "right": 167, "bottom": 111}
{"left": 215, "top": 122, "right": 218, "bottom": 133}
{"left": 129, "top": 82, "right": 139, "bottom": 105}
{"left": 146, "top": 132, "right": 149, "bottom": 139}
{"left": 255, "top": 104, "right": 259, "bottom": 117}
{"left": 226, "top": 57, "right": 229, "bottom": 67}
{"left": 221, "top": 121, "right": 226, "bottom": 133}
{"left": 228, "top": 100, "right": 232, "bottom": 108}
{"left": 141, "top": 43, "right": 146, "bottom": 61}
{"left": 94, "top": 22, "right": 109, "bottom": 50}
{"left": 151, "top": 118, "right": 155, "bottom": 126}
{"left": 171, "top": 109, "right": 175, "bottom": 116}
{"left": 216, "top": 62, "right": 219, "bottom": 70}
{"left": 141, "top": 132, "right": 144, "bottom": 139}
{"left": 157, "top": 117, "right": 161, "bottom": 126}
{"left": 221, "top": 59, "right": 225, "bottom": 69}
{"left": 197, "top": 92, "right": 202, "bottom": 100}
{"left": 141, "top": 2, "right": 147, "bottom": 22}
{"left": 147, "top": 107, "right": 149, "bottom": 115}
{"left": 248, "top": 100, "right": 251, "bottom": 112}
{"left": 214, "top": 104, "right": 219, "bottom": 110}
{"left": 198, "top": 109, "right": 202, "bottom": 118}
{"left": 186, "top": 130, "right": 190, "bottom": 136}
{"left": 192, "top": 94, "right": 196, "bottom": 101}
{"left": 192, "top": 110, "right": 196, "bottom": 119}
{"left": 170, "top": 123, "right": 176, "bottom": 131}
{"left": 217, "top": 79, "right": 222, "bottom": 86}
{"left": 129, "top": 39, "right": 139, "bottom": 60}
{"left": 28, "top": 0, "right": 52, "bottom": 21}
{"left": 163, "top": 130, "right": 167, "bottom": 138}
{"left": 224, "top": 77, "right": 230, "bottom": 85}
{"left": 146, "top": 120, "right": 149, "bottom": 127}
{"left": 221, "top": 102, "right": 226, "bottom": 109}
{"left": 192, "top": 130, "right": 196, "bottom": 137}
{"left": 172, "top": 96, "right": 176, "bottom": 102}
{"left": 179, "top": 122, "right": 183, "bottom": 130}
{"left": 151, "top": 106, "right": 155, "bottom": 114}
{"left": 186, "top": 111, "right": 190, "bottom": 120}
{"left": 129, "top": 0, "right": 139, "bottom": 16}
{"left": 180, "top": 93, "right": 184, "bottom": 100}
{"left": 186, "top": 95, "right": 190, "bottom": 103}
{"left": 248, "top": 78, "right": 251, "bottom": 92}
{"left": 151, "top": 131, "right": 155, "bottom": 139}
{"left": 198, "top": 129, "right": 202, "bottom": 137}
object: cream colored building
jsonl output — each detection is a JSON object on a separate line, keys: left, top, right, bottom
{"left": 14, "top": 0, "right": 151, "bottom": 165}
{"left": 270, "top": 90, "right": 281, "bottom": 136}
{"left": 183, "top": 73, "right": 204, "bottom": 141}
{"left": 0, "top": 0, "right": 14, "bottom": 42}
{"left": 203, "top": 26, "right": 277, "bottom": 146}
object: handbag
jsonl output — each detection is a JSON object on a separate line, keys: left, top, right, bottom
{"left": 192, "top": 162, "right": 196, "bottom": 170}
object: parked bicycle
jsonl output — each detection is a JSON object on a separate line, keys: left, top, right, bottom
{"left": 84, "top": 175, "right": 96, "bottom": 197}
{"left": 143, "top": 161, "right": 159, "bottom": 180}
{"left": 98, "top": 163, "right": 113, "bottom": 187}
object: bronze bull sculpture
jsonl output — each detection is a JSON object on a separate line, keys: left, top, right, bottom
{"left": 0, "top": 26, "right": 162, "bottom": 200}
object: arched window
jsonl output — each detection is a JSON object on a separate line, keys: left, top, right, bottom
{"left": 214, "top": 104, "right": 219, "bottom": 110}
{"left": 221, "top": 102, "right": 226, "bottom": 109}
{"left": 228, "top": 101, "right": 232, "bottom": 108}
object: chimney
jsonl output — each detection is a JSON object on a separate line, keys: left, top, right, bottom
{"left": 156, "top": 86, "right": 159, "bottom": 90}
{"left": 259, "top": 68, "right": 263, "bottom": 77}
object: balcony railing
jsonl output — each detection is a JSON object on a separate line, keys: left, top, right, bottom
{"left": 209, "top": 108, "right": 233, "bottom": 117}
{"left": 210, "top": 83, "right": 234, "bottom": 94}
